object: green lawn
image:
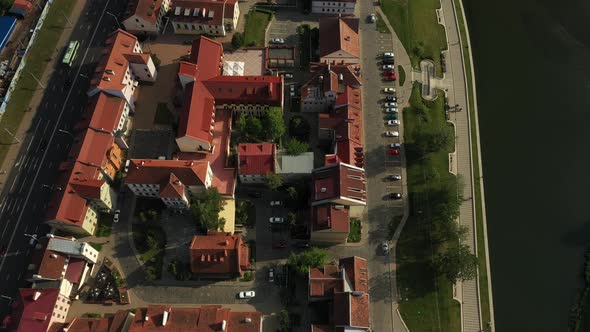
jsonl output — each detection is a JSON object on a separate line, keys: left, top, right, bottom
{"left": 398, "top": 83, "right": 461, "bottom": 332}
{"left": 347, "top": 218, "right": 361, "bottom": 243}
{"left": 89, "top": 242, "right": 104, "bottom": 252}
{"left": 0, "top": 0, "right": 75, "bottom": 164}
{"left": 452, "top": 1, "right": 493, "bottom": 329}
{"left": 133, "top": 222, "right": 166, "bottom": 281}
{"left": 380, "top": 0, "right": 447, "bottom": 76}
{"left": 376, "top": 12, "right": 390, "bottom": 34}
{"left": 398, "top": 65, "right": 406, "bottom": 87}
{"left": 244, "top": 9, "right": 273, "bottom": 47}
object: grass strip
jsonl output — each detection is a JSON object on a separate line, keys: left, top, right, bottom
{"left": 0, "top": 0, "right": 75, "bottom": 164}
{"left": 452, "top": 0, "right": 493, "bottom": 329}
{"left": 244, "top": 9, "right": 272, "bottom": 47}
{"left": 375, "top": 11, "right": 390, "bottom": 34}
{"left": 398, "top": 65, "right": 406, "bottom": 87}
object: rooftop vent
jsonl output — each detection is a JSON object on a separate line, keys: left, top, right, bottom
{"left": 33, "top": 291, "right": 41, "bottom": 301}
{"left": 50, "top": 254, "right": 58, "bottom": 259}
{"left": 105, "top": 69, "right": 115, "bottom": 75}
{"left": 244, "top": 318, "right": 252, "bottom": 323}
{"left": 320, "top": 188, "right": 327, "bottom": 193}
{"left": 162, "top": 310, "right": 169, "bottom": 326}
{"left": 344, "top": 36, "right": 350, "bottom": 41}
{"left": 221, "top": 320, "right": 227, "bottom": 331}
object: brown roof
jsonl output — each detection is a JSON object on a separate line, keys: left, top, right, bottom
{"left": 311, "top": 163, "right": 366, "bottom": 205}
{"left": 128, "top": 305, "right": 262, "bottom": 332}
{"left": 189, "top": 234, "right": 250, "bottom": 276}
{"left": 340, "top": 256, "right": 368, "bottom": 293}
{"left": 319, "top": 17, "right": 360, "bottom": 59}
{"left": 35, "top": 246, "right": 67, "bottom": 280}
{"left": 300, "top": 63, "right": 361, "bottom": 101}
{"left": 125, "top": 0, "right": 166, "bottom": 25}
{"left": 238, "top": 143, "right": 276, "bottom": 175}
{"left": 65, "top": 310, "right": 131, "bottom": 332}
{"left": 125, "top": 159, "right": 209, "bottom": 187}
{"left": 333, "top": 292, "right": 369, "bottom": 328}
{"left": 311, "top": 204, "right": 349, "bottom": 233}
{"left": 309, "top": 264, "right": 343, "bottom": 297}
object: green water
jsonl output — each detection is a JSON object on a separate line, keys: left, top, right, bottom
{"left": 463, "top": 0, "right": 590, "bottom": 330}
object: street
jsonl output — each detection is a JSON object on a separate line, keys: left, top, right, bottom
{"left": 0, "top": 0, "right": 127, "bottom": 311}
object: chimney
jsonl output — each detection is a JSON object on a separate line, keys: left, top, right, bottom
{"left": 162, "top": 310, "right": 169, "bottom": 326}
{"left": 50, "top": 254, "right": 58, "bottom": 259}
{"left": 102, "top": 77, "right": 111, "bottom": 82}
{"left": 318, "top": 75, "right": 324, "bottom": 82}
{"left": 244, "top": 317, "right": 252, "bottom": 323}
{"left": 33, "top": 291, "right": 41, "bottom": 301}
{"left": 221, "top": 320, "right": 227, "bottom": 331}
{"left": 105, "top": 69, "right": 115, "bottom": 75}
{"left": 344, "top": 36, "right": 350, "bottom": 41}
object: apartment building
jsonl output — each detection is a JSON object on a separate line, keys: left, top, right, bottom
{"left": 319, "top": 17, "right": 360, "bottom": 64}
{"left": 189, "top": 233, "right": 250, "bottom": 278}
{"left": 170, "top": 0, "right": 240, "bottom": 36}
{"left": 123, "top": 0, "right": 171, "bottom": 35}
{"left": 312, "top": 0, "right": 356, "bottom": 15}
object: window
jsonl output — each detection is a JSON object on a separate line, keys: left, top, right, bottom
{"left": 191, "top": 24, "right": 196, "bottom": 30}
{"left": 184, "top": 24, "right": 189, "bottom": 29}
{"left": 176, "top": 23, "right": 181, "bottom": 29}
{"left": 141, "top": 24, "right": 145, "bottom": 28}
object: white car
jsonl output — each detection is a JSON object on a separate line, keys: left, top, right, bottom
{"left": 383, "top": 87, "right": 396, "bottom": 94}
{"left": 269, "top": 217, "right": 284, "bottom": 224}
{"left": 385, "top": 107, "right": 398, "bottom": 113}
{"left": 282, "top": 73, "right": 293, "bottom": 79}
{"left": 382, "top": 241, "right": 389, "bottom": 254}
{"left": 369, "top": 14, "right": 376, "bottom": 23}
{"left": 385, "top": 131, "right": 399, "bottom": 137}
{"left": 270, "top": 38, "right": 285, "bottom": 44}
{"left": 387, "top": 120, "right": 399, "bottom": 126}
{"left": 268, "top": 268, "right": 275, "bottom": 282}
{"left": 389, "top": 174, "right": 402, "bottom": 181}
{"left": 113, "top": 209, "right": 121, "bottom": 223}
{"left": 239, "top": 291, "right": 256, "bottom": 299}
{"left": 384, "top": 102, "right": 397, "bottom": 107}
{"left": 383, "top": 64, "right": 394, "bottom": 70}
{"left": 389, "top": 143, "right": 401, "bottom": 149}
{"left": 383, "top": 52, "right": 395, "bottom": 58}
{"left": 270, "top": 201, "right": 282, "bottom": 207}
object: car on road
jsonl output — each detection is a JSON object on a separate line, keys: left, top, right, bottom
{"left": 368, "top": 14, "right": 376, "bottom": 23}
{"left": 383, "top": 87, "right": 396, "bottom": 94}
{"left": 384, "top": 102, "right": 398, "bottom": 107}
{"left": 281, "top": 73, "right": 293, "bottom": 79}
{"left": 269, "top": 217, "right": 285, "bottom": 224}
{"left": 388, "top": 174, "right": 402, "bottom": 181}
{"left": 239, "top": 291, "right": 256, "bottom": 299}
{"left": 385, "top": 107, "right": 398, "bottom": 113}
{"left": 384, "top": 114, "right": 398, "bottom": 120}
{"left": 388, "top": 192, "right": 403, "bottom": 199}
{"left": 293, "top": 241, "right": 311, "bottom": 249}
{"left": 386, "top": 120, "right": 399, "bottom": 126}
{"left": 272, "top": 241, "right": 288, "bottom": 249}
{"left": 384, "top": 131, "right": 399, "bottom": 137}
{"left": 385, "top": 96, "right": 397, "bottom": 102}
{"left": 270, "top": 201, "right": 282, "bottom": 207}
{"left": 268, "top": 268, "right": 275, "bottom": 282}
{"left": 270, "top": 38, "right": 285, "bottom": 44}
{"left": 383, "top": 64, "right": 394, "bottom": 70}
{"left": 387, "top": 148, "right": 400, "bottom": 155}
{"left": 247, "top": 191, "right": 262, "bottom": 198}
{"left": 113, "top": 209, "right": 121, "bottom": 223}
{"left": 382, "top": 58, "right": 395, "bottom": 64}
{"left": 389, "top": 143, "right": 401, "bottom": 149}
{"left": 382, "top": 241, "right": 389, "bottom": 254}
{"left": 383, "top": 52, "right": 395, "bottom": 58}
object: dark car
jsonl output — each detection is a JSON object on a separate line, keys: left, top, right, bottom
{"left": 293, "top": 241, "right": 311, "bottom": 249}
{"left": 38, "top": 139, "right": 47, "bottom": 152}
{"left": 385, "top": 96, "right": 397, "bottom": 102}
{"left": 389, "top": 192, "right": 402, "bottom": 200}
{"left": 272, "top": 241, "right": 288, "bottom": 249}
{"left": 247, "top": 191, "right": 262, "bottom": 198}
{"left": 387, "top": 148, "right": 400, "bottom": 155}
{"left": 382, "top": 58, "right": 395, "bottom": 64}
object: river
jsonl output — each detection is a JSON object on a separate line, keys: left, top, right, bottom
{"left": 463, "top": 0, "right": 590, "bottom": 330}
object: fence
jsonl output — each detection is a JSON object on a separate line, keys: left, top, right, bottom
{"left": 0, "top": 0, "right": 53, "bottom": 117}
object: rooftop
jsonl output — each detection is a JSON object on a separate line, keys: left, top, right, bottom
{"left": 125, "top": 159, "right": 210, "bottom": 187}
{"left": 171, "top": 0, "right": 238, "bottom": 26}
{"left": 125, "top": 0, "right": 166, "bottom": 25}
{"left": 9, "top": 288, "right": 60, "bottom": 332}
{"left": 311, "top": 204, "right": 350, "bottom": 233}
{"left": 319, "top": 17, "right": 360, "bottom": 59}
{"left": 238, "top": 143, "right": 276, "bottom": 175}
{"left": 189, "top": 233, "right": 250, "bottom": 275}
{"left": 311, "top": 163, "right": 366, "bottom": 206}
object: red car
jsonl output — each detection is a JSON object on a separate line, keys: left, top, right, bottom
{"left": 383, "top": 70, "right": 395, "bottom": 76}
{"left": 387, "top": 148, "right": 400, "bottom": 155}
{"left": 272, "top": 241, "right": 288, "bottom": 249}
{"left": 385, "top": 75, "right": 396, "bottom": 81}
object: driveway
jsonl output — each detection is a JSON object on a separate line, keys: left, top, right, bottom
{"left": 265, "top": 9, "right": 319, "bottom": 47}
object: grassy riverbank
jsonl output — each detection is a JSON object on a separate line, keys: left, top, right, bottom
{"left": 398, "top": 83, "right": 461, "bottom": 331}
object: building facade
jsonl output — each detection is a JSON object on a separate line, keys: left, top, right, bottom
{"left": 123, "top": 0, "right": 171, "bottom": 35}
{"left": 311, "top": 0, "right": 356, "bottom": 15}
{"left": 170, "top": 0, "right": 240, "bottom": 36}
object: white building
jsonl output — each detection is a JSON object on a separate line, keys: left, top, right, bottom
{"left": 123, "top": 0, "right": 171, "bottom": 35}
{"left": 170, "top": 0, "right": 240, "bottom": 36}
{"left": 312, "top": 0, "right": 356, "bottom": 15}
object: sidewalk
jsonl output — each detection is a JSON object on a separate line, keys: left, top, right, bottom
{"left": 0, "top": 0, "right": 87, "bottom": 191}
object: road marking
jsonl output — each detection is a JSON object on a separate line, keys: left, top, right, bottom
{"left": 42, "top": 120, "right": 51, "bottom": 136}
{"left": 9, "top": 174, "right": 19, "bottom": 192}
{"left": 0, "top": 0, "right": 115, "bottom": 275}
{"left": 5, "top": 274, "right": 9, "bottom": 280}
{"left": 26, "top": 134, "right": 36, "bottom": 152}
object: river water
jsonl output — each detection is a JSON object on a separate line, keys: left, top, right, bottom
{"left": 463, "top": 0, "right": 590, "bottom": 330}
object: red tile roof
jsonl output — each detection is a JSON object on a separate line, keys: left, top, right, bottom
{"left": 333, "top": 292, "right": 370, "bottom": 328}
{"left": 178, "top": 82, "right": 216, "bottom": 144}
{"left": 319, "top": 17, "right": 360, "bottom": 60}
{"left": 128, "top": 305, "right": 261, "bottom": 332}
{"left": 159, "top": 173, "right": 186, "bottom": 199}
{"left": 311, "top": 163, "right": 366, "bottom": 205}
{"left": 90, "top": 29, "right": 140, "bottom": 93}
{"left": 301, "top": 64, "right": 361, "bottom": 100}
{"left": 65, "top": 310, "right": 131, "bottom": 332}
{"left": 311, "top": 204, "right": 349, "bottom": 233}
{"left": 238, "top": 143, "right": 276, "bottom": 175}
{"left": 171, "top": 0, "right": 238, "bottom": 26}
{"left": 10, "top": 0, "right": 32, "bottom": 15}
{"left": 10, "top": 288, "right": 60, "bottom": 332}
{"left": 125, "top": 0, "right": 165, "bottom": 25}
{"left": 125, "top": 159, "right": 209, "bottom": 187}
{"left": 64, "top": 258, "right": 86, "bottom": 284}
{"left": 77, "top": 93, "right": 126, "bottom": 133}
{"left": 202, "top": 75, "right": 283, "bottom": 106}
{"left": 35, "top": 245, "right": 67, "bottom": 280}
{"left": 309, "top": 264, "right": 343, "bottom": 297}
{"left": 339, "top": 256, "right": 368, "bottom": 293}
{"left": 189, "top": 233, "right": 250, "bottom": 276}
{"left": 188, "top": 36, "right": 224, "bottom": 80}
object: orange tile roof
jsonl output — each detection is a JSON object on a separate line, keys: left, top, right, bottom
{"left": 125, "top": 0, "right": 165, "bottom": 25}
{"left": 333, "top": 292, "right": 370, "bottom": 328}
{"left": 9, "top": 288, "right": 60, "bottom": 332}
{"left": 79, "top": 93, "right": 127, "bottom": 134}
{"left": 159, "top": 173, "right": 186, "bottom": 199}
{"left": 90, "top": 29, "right": 139, "bottom": 93}
{"left": 340, "top": 256, "right": 368, "bottom": 293}
{"left": 238, "top": 143, "right": 276, "bottom": 175}
{"left": 178, "top": 82, "right": 215, "bottom": 144}
{"left": 319, "top": 17, "right": 360, "bottom": 59}
{"left": 312, "top": 163, "right": 366, "bottom": 205}
{"left": 189, "top": 233, "right": 250, "bottom": 276}
{"left": 311, "top": 204, "right": 349, "bottom": 233}
{"left": 129, "top": 305, "right": 262, "bottom": 332}
{"left": 125, "top": 159, "right": 209, "bottom": 187}
{"left": 172, "top": 0, "right": 239, "bottom": 26}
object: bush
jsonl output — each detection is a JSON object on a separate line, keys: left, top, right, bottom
{"left": 347, "top": 218, "right": 361, "bottom": 243}
{"left": 82, "top": 313, "right": 102, "bottom": 318}
{"left": 232, "top": 32, "right": 245, "bottom": 49}
{"left": 241, "top": 271, "right": 253, "bottom": 282}
{"left": 285, "top": 138, "right": 309, "bottom": 156}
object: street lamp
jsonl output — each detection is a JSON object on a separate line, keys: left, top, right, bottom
{"left": 106, "top": 12, "right": 121, "bottom": 29}
{"left": 58, "top": 129, "right": 74, "bottom": 138}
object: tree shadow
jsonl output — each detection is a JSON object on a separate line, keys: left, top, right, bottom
{"left": 369, "top": 270, "right": 395, "bottom": 303}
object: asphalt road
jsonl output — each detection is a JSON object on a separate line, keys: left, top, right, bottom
{"left": 0, "top": 0, "right": 127, "bottom": 312}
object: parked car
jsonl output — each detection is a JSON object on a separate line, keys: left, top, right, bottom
{"left": 268, "top": 268, "right": 275, "bottom": 282}
{"left": 270, "top": 38, "right": 285, "bottom": 44}
{"left": 388, "top": 192, "right": 403, "bottom": 199}
{"left": 389, "top": 174, "right": 402, "bottom": 181}
{"left": 386, "top": 120, "right": 399, "bottom": 126}
{"left": 385, "top": 96, "right": 397, "bottom": 102}
{"left": 384, "top": 102, "right": 398, "bottom": 107}
{"left": 383, "top": 64, "right": 394, "bottom": 70}
{"left": 383, "top": 87, "right": 396, "bottom": 94}
{"left": 385, "top": 114, "right": 398, "bottom": 120}
{"left": 387, "top": 148, "right": 400, "bottom": 155}
{"left": 239, "top": 291, "right": 256, "bottom": 299}
{"left": 383, "top": 52, "right": 395, "bottom": 58}
{"left": 270, "top": 201, "right": 282, "bottom": 207}
{"left": 385, "top": 107, "right": 398, "bottom": 113}
{"left": 368, "top": 14, "right": 376, "bottom": 23}
{"left": 385, "top": 75, "right": 396, "bottom": 81}
{"left": 272, "top": 241, "right": 288, "bottom": 249}
{"left": 269, "top": 217, "right": 284, "bottom": 224}
{"left": 294, "top": 241, "right": 311, "bottom": 249}
{"left": 383, "top": 70, "right": 395, "bottom": 76}
{"left": 384, "top": 131, "right": 399, "bottom": 137}
{"left": 382, "top": 58, "right": 395, "bottom": 64}
{"left": 382, "top": 241, "right": 390, "bottom": 254}
{"left": 281, "top": 73, "right": 293, "bottom": 79}
{"left": 389, "top": 143, "right": 401, "bottom": 149}
{"left": 113, "top": 209, "right": 121, "bottom": 223}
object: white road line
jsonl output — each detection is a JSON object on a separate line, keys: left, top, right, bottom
{"left": 42, "top": 120, "right": 51, "bottom": 136}
{"left": 26, "top": 133, "right": 36, "bottom": 152}
{"left": 47, "top": 161, "right": 53, "bottom": 168}
{"left": 9, "top": 174, "right": 19, "bottom": 192}
{"left": 0, "top": 0, "right": 114, "bottom": 276}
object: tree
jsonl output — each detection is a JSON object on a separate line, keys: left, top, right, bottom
{"left": 266, "top": 173, "right": 283, "bottom": 191}
{"left": 278, "top": 309, "right": 291, "bottom": 332}
{"left": 287, "top": 212, "right": 297, "bottom": 226}
{"left": 287, "top": 247, "right": 330, "bottom": 275}
{"left": 245, "top": 115, "right": 263, "bottom": 140}
{"left": 190, "top": 188, "right": 227, "bottom": 231}
{"left": 236, "top": 112, "right": 247, "bottom": 134}
{"left": 433, "top": 243, "right": 478, "bottom": 283}
{"left": 0, "top": 0, "right": 14, "bottom": 12}
{"left": 289, "top": 116, "right": 310, "bottom": 141}
{"left": 412, "top": 128, "right": 453, "bottom": 157}
{"left": 231, "top": 32, "right": 244, "bottom": 49}
{"left": 285, "top": 138, "right": 309, "bottom": 156}
{"left": 286, "top": 186, "right": 298, "bottom": 201}
{"left": 263, "top": 107, "right": 286, "bottom": 142}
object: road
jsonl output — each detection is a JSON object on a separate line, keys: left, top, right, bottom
{"left": 0, "top": 0, "right": 127, "bottom": 311}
